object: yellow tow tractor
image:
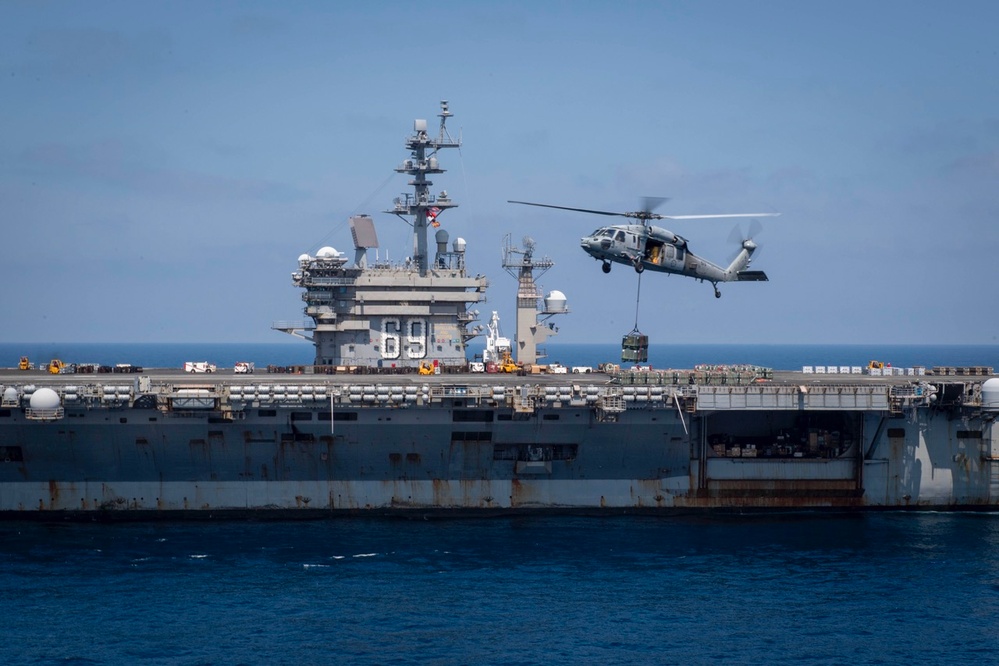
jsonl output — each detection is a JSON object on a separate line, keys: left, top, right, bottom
{"left": 498, "top": 351, "right": 521, "bottom": 374}
{"left": 418, "top": 361, "right": 437, "bottom": 375}
{"left": 18, "top": 356, "right": 30, "bottom": 371}
{"left": 868, "top": 360, "right": 885, "bottom": 370}
{"left": 48, "top": 359, "right": 66, "bottom": 374}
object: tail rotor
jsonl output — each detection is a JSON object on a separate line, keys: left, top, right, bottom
{"left": 727, "top": 219, "right": 764, "bottom": 264}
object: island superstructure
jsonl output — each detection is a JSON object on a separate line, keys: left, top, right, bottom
{"left": 274, "top": 101, "right": 487, "bottom": 369}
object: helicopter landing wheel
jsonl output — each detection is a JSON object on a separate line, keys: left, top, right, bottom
{"left": 714, "top": 288, "right": 721, "bottom": 299}
{"left": 601, "top": 262, "right": 611, "bottom": 274}
{"left": 633, "top": 259, "right": 644, "bottom": 274}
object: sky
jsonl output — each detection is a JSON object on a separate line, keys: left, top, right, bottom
{"left": 2, "top": 0, "right": 998, "bottom": 346}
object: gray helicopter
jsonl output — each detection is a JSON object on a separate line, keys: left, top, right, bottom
{"left": 508, "top": 198, "right": 779, "bottom": 298}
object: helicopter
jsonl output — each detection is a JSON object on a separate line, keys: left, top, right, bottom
{"left": 508, "top": 198, "right": 779, "bottom": 298}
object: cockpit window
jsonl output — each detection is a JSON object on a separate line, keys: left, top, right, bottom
{"left": 614, "top": 230, "right": 626, "bottom": 242}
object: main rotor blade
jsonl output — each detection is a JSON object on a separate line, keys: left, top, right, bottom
{"left": 662, "top": 213, "right": 780, "bottom": 220}
{"left": 509, "top": 200, "right": 781, "bottom": 223}
{"left": 508, "top": 200, "right": 630, "bottom": 217}
{"left": 641, "top": 196, "right": 670, "bottom": 214}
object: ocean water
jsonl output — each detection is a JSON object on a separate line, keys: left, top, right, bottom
{"left": 1, "top": 514, "right": 997, "bottom": 665}
{"left": 2, "top": 341, "right": 997, "bottom": 372}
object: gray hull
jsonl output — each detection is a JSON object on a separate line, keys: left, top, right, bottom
{"left": 2, "top": 370, "right": 998, "bottom": 518}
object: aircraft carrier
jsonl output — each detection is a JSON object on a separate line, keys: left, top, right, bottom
{"left": 2, "top": 102, "right": 998, "bottom": 518}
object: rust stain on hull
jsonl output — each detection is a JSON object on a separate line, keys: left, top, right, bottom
{"left": 676, "top": 478, "right": 866, "bottom": 509}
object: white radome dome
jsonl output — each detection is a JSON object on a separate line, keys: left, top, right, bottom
{"left": 317, "top": 246, "right": 340, "bottom": 258}
{"left": 983, "top": 377, "right": 999, "bottom": 410}
{"left": 544, "top": 290, "right": 568, "bottom": 312}
{"left": 298, "top": 253, "right": 311, "bottom": 262}
{"left": 3, "top": 387, "right": 17, "bottom": 404}
{"left": 29, "top": 387, "right": 60, "bottom": 411}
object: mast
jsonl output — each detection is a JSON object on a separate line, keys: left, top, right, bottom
{"left": 386, "top": 100, "right": 461, "bottom": 276}
{"left": 502, "top": 234, "right": 567, "bottom": 365}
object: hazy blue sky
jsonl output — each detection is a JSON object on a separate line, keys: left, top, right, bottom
{"left": 2, "top": 1, "right": 997, "bottom": 345}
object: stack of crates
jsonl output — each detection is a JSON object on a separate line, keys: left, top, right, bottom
{"left": 621, "top": 330, "right": 649, "bottom": 363}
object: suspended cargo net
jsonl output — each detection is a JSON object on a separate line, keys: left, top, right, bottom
{"left": 621, "top": 329, "right": 649, "bottom": 363}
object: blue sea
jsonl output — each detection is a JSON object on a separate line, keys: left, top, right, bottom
{"left": 2, "top": 342, "right": 999, "bottom": 664}
{"left": 2, "top": 341, "right": 998, "bottom": 371}
{"left": 1, "top": 515, "right": 998, "bottom": 664}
